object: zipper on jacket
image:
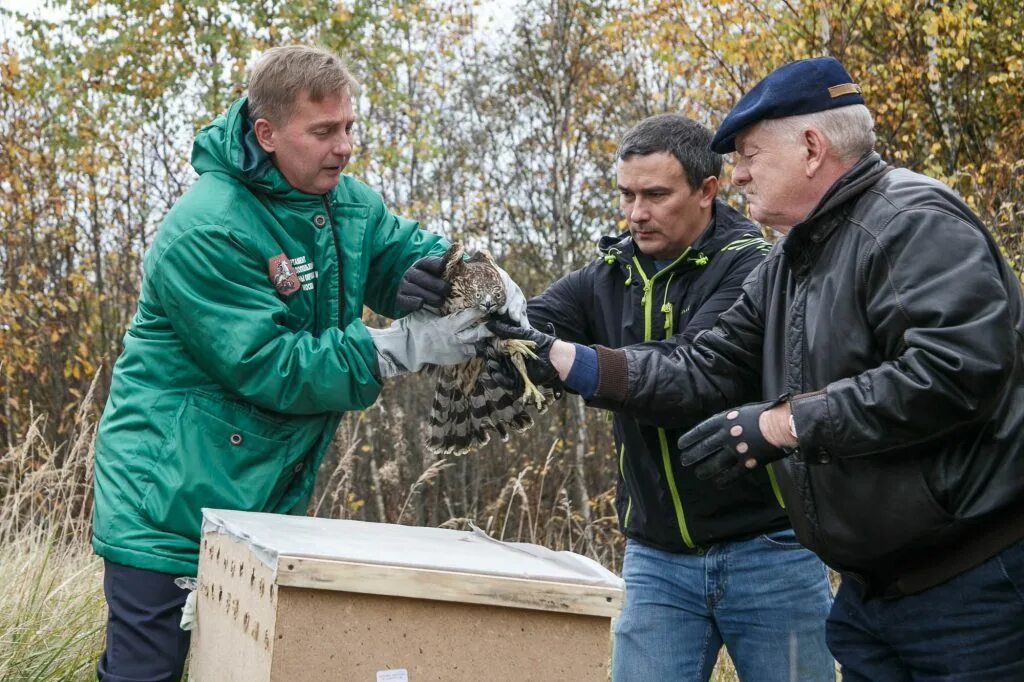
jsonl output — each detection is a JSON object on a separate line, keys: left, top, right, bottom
{"left": 661, "top": 273, "right": 676, "bottom": 336}
{"left": 618, "top": 443, "right": 632, "bottom": 528}
{"left": 631, "top": 254, "right": 695, "bottom": 548}
{"left": 322, "top": 196, "right": 344, "bottom": 326}
{"left": 766, "top": 465, "right": 786, "bottom": 509}
{"left": 635, "top": 254, "right": 786, "bottom": 514}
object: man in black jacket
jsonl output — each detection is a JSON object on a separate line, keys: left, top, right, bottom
{"left": 491, "top": 59, "right": 1024, "bottom": 680}
{"left": 521, "top": 115, "right": 834, "bottom": 681}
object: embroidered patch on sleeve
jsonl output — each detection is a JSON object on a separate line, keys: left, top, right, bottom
{"left": 268, "top": 253, "right": 301, "bottom": 296}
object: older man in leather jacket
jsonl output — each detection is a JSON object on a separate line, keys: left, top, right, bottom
{"left": 490, "top": 57, "right": 1024, "bottom": 680}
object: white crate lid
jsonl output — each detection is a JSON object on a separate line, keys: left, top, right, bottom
{"left": 201, "top": 509, "right": 623, "bottom": 617}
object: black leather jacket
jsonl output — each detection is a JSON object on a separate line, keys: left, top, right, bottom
{"left": 593, "top": 153, "right": 1024, "bottom": 595}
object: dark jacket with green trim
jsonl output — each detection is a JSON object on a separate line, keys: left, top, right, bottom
{"left": 91, "top": 97, "right": 446, "bottom": 575}
{"left": 589, "top": 153, "right": 1024, "bottom": 595}
{"left": 528, "top": 199, "right": 788, "bottom": 552}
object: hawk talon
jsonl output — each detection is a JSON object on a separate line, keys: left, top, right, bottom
{"left": 499, "top": 338, "right": 547, "bottom": 410}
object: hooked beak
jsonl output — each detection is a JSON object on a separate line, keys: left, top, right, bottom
{"left": 479, "top": 294, "right": 500, "bottom": 314}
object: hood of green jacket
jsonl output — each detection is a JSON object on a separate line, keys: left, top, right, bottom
{"left": 191, "top": 96, "right": 299, "bottom": 199}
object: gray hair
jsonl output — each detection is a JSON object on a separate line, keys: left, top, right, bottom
{"left": 248, "top": 45, "right": 359, "bottom": 125}
{"left": 760, "top": 104, "right": 876, "bottom": 163}
{"left": 617, "top": 114, "right": 723, "bottom": 190}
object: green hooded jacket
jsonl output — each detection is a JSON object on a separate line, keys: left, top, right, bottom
{"left": 91, "top": 98, "right": 446, "bottom": 575}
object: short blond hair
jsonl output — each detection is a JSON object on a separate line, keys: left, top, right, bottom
{"left": 247, "top": 45, "right": 359, "bottom": 124}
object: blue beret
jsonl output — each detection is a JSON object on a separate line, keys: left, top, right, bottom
{"left": 711, "top": 57, "right": 865, "bottom": 153}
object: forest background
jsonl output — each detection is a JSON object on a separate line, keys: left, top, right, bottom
{"left": 1, "top": 0, "right": 1022, "bottom": 678}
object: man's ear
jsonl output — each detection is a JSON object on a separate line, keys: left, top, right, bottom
{"left": 253, "top": 118, "right": 276, "bottom": 154}
{"left": 698, "top": 175, "right": 719, "bottom": 208}
{"left": 803, "top": 127, "right": 828, "bottom": 177}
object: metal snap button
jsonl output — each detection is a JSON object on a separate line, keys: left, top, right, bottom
{"left": 229, "top": 433, "right": 243, "bottom": 446}
{"left": 312, "top": 214, "right": 327, "bottom": 227}
{"left": 817, "top": 450, "right": 831, "bottom": 464}
{"left": 292, "top": 462, "right": 305, "bottom": 473}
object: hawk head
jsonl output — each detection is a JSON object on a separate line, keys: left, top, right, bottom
{"left": 442, "top": 243, "right": 506, "bottom": 314}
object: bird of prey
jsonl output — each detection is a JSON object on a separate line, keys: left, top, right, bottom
{"left": 426, "top": 243, "right": 555, "bottom": 455}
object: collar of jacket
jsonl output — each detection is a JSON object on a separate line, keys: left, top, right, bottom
{"left": 597, "top": 199, "right": 744, "bottom": 274}
{"left": 190, "top": 97, "right": 340, "bottom": 205}
{"left": 782, "top": 152, "right": 891, "bottom": 264}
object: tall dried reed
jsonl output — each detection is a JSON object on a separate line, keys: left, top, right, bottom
{"left": 0, "top": 375, "right": 105, "bottom": 679}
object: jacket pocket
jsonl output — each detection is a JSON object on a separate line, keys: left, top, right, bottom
{"left": 756, "top": 528, "right": 804, "bottom": 550}
{"left": 139, "top": 391, "right": 302, "bottom": 539}
{"left": 809, "top": 452, "right": 954, "bottom": 568}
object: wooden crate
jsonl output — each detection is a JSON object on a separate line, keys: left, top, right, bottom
{"left": 189, "top": 510, "right": 623, "bottom": 681}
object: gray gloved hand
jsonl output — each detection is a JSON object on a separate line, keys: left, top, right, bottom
{"left": 367, "top": 308, "right": 492, "bottom": 380}
{"left": 494, "top": 265, "right": 531, "bottom": 328}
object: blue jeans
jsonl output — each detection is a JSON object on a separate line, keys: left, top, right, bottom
{"left": 612, "top": 531, "right": 835, "bottom": 681}
{"left": 827, "top": 539, "right": 1024, "bottom": 681}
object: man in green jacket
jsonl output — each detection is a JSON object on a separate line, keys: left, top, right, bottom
{"left": 92, "top": 45, "right": 515, "bottom": 681}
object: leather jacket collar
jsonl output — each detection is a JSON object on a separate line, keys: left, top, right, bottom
{"left": 783, "top": 152, "right": 891, "bottom": 266}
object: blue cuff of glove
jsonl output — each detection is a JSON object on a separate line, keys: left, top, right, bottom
{"left": 564, "top": 344, "right": 598, "bottom": 399}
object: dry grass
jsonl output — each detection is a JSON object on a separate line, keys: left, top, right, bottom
{"left": 0, "top": 377, "right": 105, "bottom": 680}
{"left": 0, "top": 530, "right": 104, "bottom": 681}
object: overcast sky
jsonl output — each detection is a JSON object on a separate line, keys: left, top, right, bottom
{"left": 1, "top": 0, "right": 519, "bottom": 29}
{"left": 1, "top": 0, "right": 56, "bottom": 16}
{"left": 0, "top": 0, "right": 520, "bottom": 48}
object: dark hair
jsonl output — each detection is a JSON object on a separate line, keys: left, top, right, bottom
{"left": 617, "top": 114, "right": 722, "bottom": 190}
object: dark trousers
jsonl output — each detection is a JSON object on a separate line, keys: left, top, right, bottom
{"left": 827, "top": 539, "right": 1024, "bottom": 681}
{"left": 97, "top": 559, "right": 192, "bottom": 682}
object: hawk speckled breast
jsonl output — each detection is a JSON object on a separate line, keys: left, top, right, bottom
{"left": 426, "top": 243, "right": 555, "bottom": 455}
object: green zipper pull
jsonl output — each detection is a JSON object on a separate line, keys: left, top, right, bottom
{"left": 641, "top": 281, "right": 652, "bottom": 307}
{"left": 660, "top": 273, "right": 676, "bottom": 337}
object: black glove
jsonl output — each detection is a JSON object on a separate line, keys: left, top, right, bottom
{"left": 395, "top": 255, "right": 451, "bottom": 313}
{"left": 678, "top": 397, "right": 789, "bottom": 488}
{"left": 481, "top": 342, "right": 524, "bottom": 392}
{"left": 485, "top": 318, "right": 560, "bottom": 392}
